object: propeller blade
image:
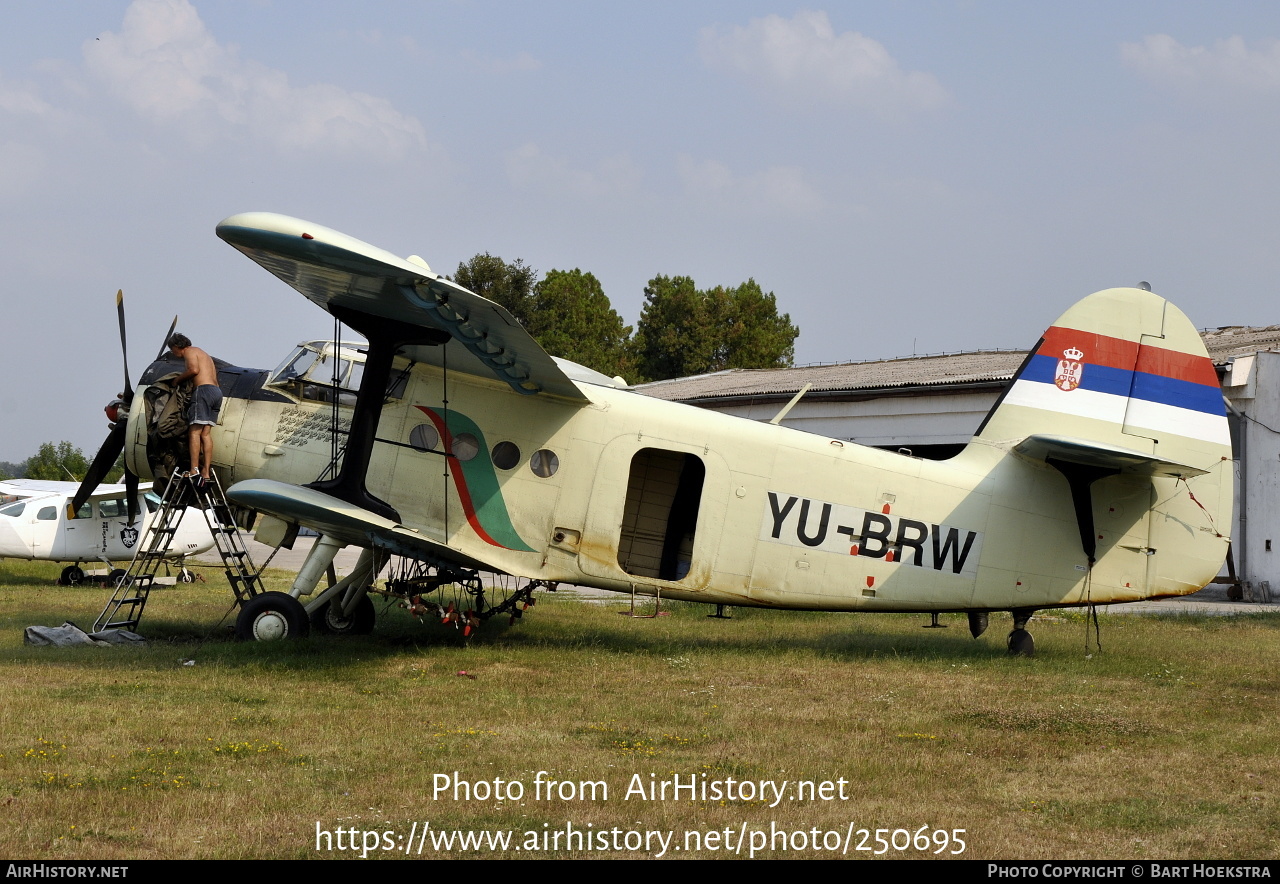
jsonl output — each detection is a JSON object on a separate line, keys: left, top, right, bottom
{"left": 155, "top": 315, "right": 179, "bottom": 361}
{"left": 116, "top": 290, "right": 133, "bottom": 404}
{"left": 70, "top": 423, "right": 126, "bottom": 515}
{"left": 125, "top": 468, "right": 139, "bottom": 524}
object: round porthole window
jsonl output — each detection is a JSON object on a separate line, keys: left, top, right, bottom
{"left": 530, "top": 449, "right": 559, "bottom": 478}
{"left": 452, "top": 433, "right": 480, "bottom": 462}
{"left": 492, "top": 441, "right": 520, "bottom": 470}
{"left": 409, "top": 424, "right": 439, "bottom": 452}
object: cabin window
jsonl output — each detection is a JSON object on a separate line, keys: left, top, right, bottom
{"left": 409, "top": 424, "right": 440, "bottom": 452}
{"left": 99, "top": 499, "right": 126, "bottom": 518}
{"left": 0, "top": 502, "right": 24, "bottom": 518}
{"left": 37, "top": 506, "right": 57, "bottom": 521}
{"left": 530, "top": 449, "right": 559, "bottom": 478}
{"left": 617, "top": 448, "right": 705, "bottom": 581}
{"left": 492, "top": 441, "right": 520, "bottom": 470}
{"left": 452, "top": 433, "right": 479, "bottom": 462}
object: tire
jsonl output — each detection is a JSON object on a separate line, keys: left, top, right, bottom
{"left": 1007, "top": 628, "right": 1035, "bottom": 657}
{"left": 107, "top": 568, "right": 128, "bottom": 587}
{"left": 61, "top": 565, "right": 84, "bottom": 586}
{"left": 178, "top": 568, "right": 195, "bottom": 584}
{"left": 311, "top": 594, "right": 376, "bottom": 636}
{"left": 235, "top": 592, "right": 310, "bottom": 641}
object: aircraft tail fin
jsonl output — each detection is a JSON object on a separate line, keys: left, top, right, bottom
{"left": 974, "top": 287, "right": 1231, "bottom": 474}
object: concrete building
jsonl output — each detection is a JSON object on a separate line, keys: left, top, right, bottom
{"left": 636, "top": 326, "right": 1280, "bottom": 600}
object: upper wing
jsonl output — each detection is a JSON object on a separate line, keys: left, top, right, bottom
{"left": 0, "top": 479, "right": 153, "bottom": 503}
{"left": 216, "top": 212, "right": 593, "bottom": 402}
{"left": 227, "top": 478, "right": 497, "bottom": 571}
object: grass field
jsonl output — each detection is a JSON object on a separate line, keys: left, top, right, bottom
{"left": 1, "top": 557, "right": 1277, "bottom": 860}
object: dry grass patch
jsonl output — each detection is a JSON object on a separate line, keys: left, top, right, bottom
{"left": 0, "top": 565, "right": 1278, "bottom": 858}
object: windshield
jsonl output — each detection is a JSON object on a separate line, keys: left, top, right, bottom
{"left": 265, "top": 341, "right": 371, "bottom": 405}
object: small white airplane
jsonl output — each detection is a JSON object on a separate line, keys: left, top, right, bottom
{"left": 0, "top": 479, "right": 214, "bottom": 585}
{"left": 74, "top": 212, "right": 1232, "bottom": 653}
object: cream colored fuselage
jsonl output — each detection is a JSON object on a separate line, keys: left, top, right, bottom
{"left": 168, "top": 356, "right": 1230, "bottom": 614}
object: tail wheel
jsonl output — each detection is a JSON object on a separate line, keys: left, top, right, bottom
{"left": 235, "top": 592, "right": 310, "bottom": 641}
{"left": 60, "top": 565, "right": 84, "bottom": 586}
{"left": 312, "top": 594, "right": 376, "bottom": 636}
{"left": 1007, "top": 628, "right": 1035, "bottom": 657}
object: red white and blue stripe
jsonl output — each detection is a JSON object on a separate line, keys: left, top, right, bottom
{"left": 1003, "top": 326, "right": 1229, "bottom": 447}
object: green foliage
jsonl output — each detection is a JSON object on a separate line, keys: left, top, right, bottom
{"left": 455, "top": 253, "right": 799, "bottom": 385}
{"left": 632, "top": 276, "right": 798, "bottom": 381}
{"left": 453, "top": 253, "right": 538, "bottom": 328}
{"left": 22, "top": 441, "right": 91, "bottom": 482}
{"left": 531, "top": 269, "right": 633, "bottom": 380}
{"left": 0, "top": 460, "right": 22, "bottom": 481}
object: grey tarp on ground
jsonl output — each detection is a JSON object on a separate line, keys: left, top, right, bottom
{"left": 23, "top": 622, "right": 146, "bottom": 646}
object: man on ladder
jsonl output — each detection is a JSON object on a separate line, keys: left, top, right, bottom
{"left": 167, "top": 333, "right": 222, "bottom": 485}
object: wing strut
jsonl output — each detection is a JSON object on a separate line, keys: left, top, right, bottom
{"left": 306, "top": 306, "right": 446, "bottom": 521}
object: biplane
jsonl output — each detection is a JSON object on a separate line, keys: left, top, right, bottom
{"left": 76, "top": 213, "right": 1232, "bottom": 652}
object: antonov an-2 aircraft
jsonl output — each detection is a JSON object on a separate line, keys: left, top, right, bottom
{"left": 81, "top": 212, "right": 1232, "bottom": 652}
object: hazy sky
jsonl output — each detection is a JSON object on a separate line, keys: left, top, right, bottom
{"left": 4, "top": 1, "right": 1280, "bottom": 462}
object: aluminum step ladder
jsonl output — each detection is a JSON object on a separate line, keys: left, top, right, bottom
{"left": 94, "top": 471, "right": 264, "bottom": 632}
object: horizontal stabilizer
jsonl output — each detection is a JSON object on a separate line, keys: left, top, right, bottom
{"left": 1014, "top": 434, "right": 1207, "bottom": 478}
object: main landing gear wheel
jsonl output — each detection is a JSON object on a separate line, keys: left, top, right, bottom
{"left": 1007, "top": 628, "right": 1035, "bottom": 657}
{"left": 60, "top": 565, "right": 84, "bottom": 586}
{"left": 311, "top": 594, "right": 376, "bottom": 636}
{"left": 108, "top": 568, "right": 128, "bottom": 587}
{"left": 235, "top": 592, "right": 310, "bottom": 641}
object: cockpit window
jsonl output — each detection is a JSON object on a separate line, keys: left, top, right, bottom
{"left": 75, "top": 503, "right": 92, "bottom": 520}
{"left": 144, "top": 492, "right": 160, "bottom": 513}
{"left": 272, "top": 347, "right": 318, "bottom": 383}
{"left": 265, "top": 341, "right": 390, "bottom": 406}
{"left": 99, "top": 499, "right": 126, "bottom": 518}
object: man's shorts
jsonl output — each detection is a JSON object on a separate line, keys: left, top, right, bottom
{"left": 189, "top": 384, "right": 223, "bottom": 426}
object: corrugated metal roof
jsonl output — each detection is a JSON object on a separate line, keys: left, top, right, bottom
{"left": 637, "top": 326, "right": 1280, "bottom": 403}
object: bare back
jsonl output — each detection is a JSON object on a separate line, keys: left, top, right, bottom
{"left": 172, "top": 345, "right": 218, "bottom": 387}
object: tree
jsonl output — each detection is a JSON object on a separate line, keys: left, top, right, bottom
{"left": 454, "top": 253, "right": 538, "bottom": 327}
{"left": 23, "top": 441, "right": 91, "bottom": 482}
{"left": 632, "top": 276, "right": 798, "bottom": 381}
{"left": 454, "top": 252, "right": 801, "bottom": 385}
{"left": 531, "top": 269, "right": 633, "bottom": 380}
{"left": 630, "top": 276, "right": 715, "bottom": 381}
{"left": 709, "top": 279, "right": 798, "bottom": 371}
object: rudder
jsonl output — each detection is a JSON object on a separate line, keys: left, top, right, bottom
{"left": 975, "top": 287, "right": 1230, "bottom": 471}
